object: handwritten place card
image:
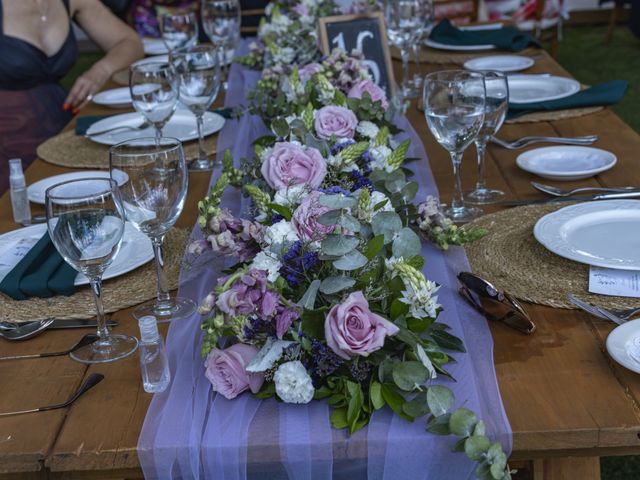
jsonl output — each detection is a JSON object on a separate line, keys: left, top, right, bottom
{"left": 589, "top": 266, "right": 640, "bottom": 298}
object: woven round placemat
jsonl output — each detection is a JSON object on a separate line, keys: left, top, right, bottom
{"left": 0, "top": 228, "right": 190, "bottom": 323}
{"left": 464, "top": 204, "right": 640, "bottom": 310}
{"left": 505, "top": 106, "right": 603, "bottom": 124}
{"left": 391, "top": 46, "right": 540, "bottom": 65}
{"left": 37, "top": 130, "right": 217, "bottom": 168}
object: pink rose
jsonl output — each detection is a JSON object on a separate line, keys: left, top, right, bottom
{"left": 291, "top": 191, "right": 335, "bottom": 241}
{"left": 261, "top": 142, "right": 327, "bottom": 190}
{"left": 348, "top": 80, "right": 389, "bottom": 109}
{"left": 314, "top": 106, "right": 358, "bottom": 140}
{"left": 325, "top": 291, "right": 400, "bottom": 359}
{"left": 204, "top": 343, "right": 264, "bottom": 399}
{"left": 299, "top": 62, "right": 321, "bottom": 82}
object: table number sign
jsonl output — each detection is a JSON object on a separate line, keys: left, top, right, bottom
{"left": 318, "top": 12, "right": 396, "bottom": 98}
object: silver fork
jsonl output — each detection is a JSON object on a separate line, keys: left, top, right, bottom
{"left": 489, "top": 135, "right": 598, "bottom": 150}
{"left": 85, "top": 120, "right": 151, "bottom": 137}
{"left": 567, "top": 294, "right": 640, "bottom": 325}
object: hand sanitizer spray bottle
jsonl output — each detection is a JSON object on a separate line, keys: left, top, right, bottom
{"left": 138, "top": 315, "right": 171, "bottom": 393}
{"left": 9, "top": 159, "right": 31, "bottom": 226}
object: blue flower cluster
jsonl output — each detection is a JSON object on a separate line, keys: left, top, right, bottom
{"left": 242, "top": 315, "right": 276, "bottom": 340}
{"left": 307, "top": 339, "right": 344, "bottom": 385}
{"left": 350, "top": 169, "right": 373, "bottom": 192}
{"left": 280, "top": 241, "right": 319, "bottom": 287}
{"left": 271, "top": 213, "right": 285, "bottom": 223}
{"left": 349, "top": 361, "right": 371, "bottom": 383}
{"left": 318, "top": 185, "right": 351, "bottom": 195}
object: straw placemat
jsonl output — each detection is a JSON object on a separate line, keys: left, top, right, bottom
{"left": 391, "top": 46, "right": 540, "bottom": 65}
{"left": 37, "top": 130, "right": 217, "bottom": 169}
{"left": 0, "top": 228, "right": 190, "bottom": 323}
{"left": 505, "top": 106, "right": 604, "bottom": 124}
{"left": 464, "top": 204, "right": 640, "bottom": 310}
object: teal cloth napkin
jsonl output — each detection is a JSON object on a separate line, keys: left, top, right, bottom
{"left": 0, "top": 232, "right": 77, "bottom": 300}
{"left": 507, "top": 80, "right": 629, "bottom": 119}
{"left": 429, "top": 19, "right": 540, "bottom": 52}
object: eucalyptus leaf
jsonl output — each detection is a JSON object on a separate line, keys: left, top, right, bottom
{"left": 320, "top": 276, "right": 356, "bottom": 295}
{"left": 402, "top": 392, "right": 430, "bottom": 418}
{"left": 415, "top": 344, "right": 437, "bottom": 380}
{"left": 319, "top": 194, "right": 357, "bottom": 209}
{"left": 246, "top": 338, "right": 295, "bottom": 373}
{"left": 371, "top": 211, "right": 402, "bottom": 244}
{"left": 381, "top": 384, "right": 411, "bottom": 421}
{"left": 426, "top": 385, "right": 454, "bottom": 416}
{"left": 450, "top": 408, "right": 478, "bottom": 437}
{"left": 317, "top": 210, "right": 341, "bottom": 226}
{"left": 392, "top": 361, "right": 429, "bottom": 391}
{"left": 364, "top": 235, "right": 385, "bottom": 260}
{"left": 400, "top": 181, "right": 419, "bottom": 202}
{"left": 425, "top": 413, "right": 451, "bottom": 435}
{"left": 321, "top": 235, "right": 359, "bottom": 256}
{"left": 299, "top": 279, "right": 321, "bottom": 310}
{"left": 392, "top": 227, "right": 422, "bottom": 258}
{"left": 333, "top": 250, "right": 368, "bottom": 271}
{"left": 370, "top": 381, "right": 384, "bottom": 410}
{"left": 464, "top": 435, "right": 491, "bottom": 461}
{"left": 272, "top": 117, "right": 290, "bottom": 138}
{"left": 338, "top": 213, "right": 361, "bottom": 232}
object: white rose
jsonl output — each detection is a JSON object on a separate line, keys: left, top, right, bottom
{"left": 274, "top": 360, "right": 315, "bottom": 404}
{"left": 357, "top": 121, "right": 379, "bottom": 139}
{"left": 264, "top": 221, "right": 299, "bottom": 246}
{"left": 370, "top": 191, "right": 394, "bottom": 212}
{"left": 273, "top": 184, "right": 311, "bottom": 208}
{"left": 249, "top": 251, "right": 282, "bottom": 282}
{"left": 369, "top": 145, "right": 392, "bottom": 171}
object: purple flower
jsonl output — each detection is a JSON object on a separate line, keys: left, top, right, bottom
{"left": 216, "top": 269, "right": 270, "bottom": 317}
{"left": 348, "top": 80, "right": 389, "bottom": 109}
{"left": 204, "top": 343, "right": 264, "bottom": 399}
{"left": 299, "top": 62, "right": 321, "bottom": 82}
{"left": 291, "top": 191, "right": 335, "bottom": 242}
{"left": 276, "top": 307, "right": 300, "bottom": 339}
{"left": 188, "top": 239, "right": 209, "bottom": 255}
{"left": 206, "top": 209, "right": 264, "bottom": 262}
{"left": 261, "top": 142, "right": 327, "bottom": 190}
{"left": 293, "top": 3, "right": 309, "bottom": 16}
{"left": 314, "top": 106, "right": 359, "bottom": 140}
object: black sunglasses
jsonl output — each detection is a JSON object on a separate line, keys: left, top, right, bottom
{"left": 457, "top": 272, "right": 536, "bottom": 335}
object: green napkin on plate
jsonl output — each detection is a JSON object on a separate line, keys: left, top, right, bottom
{"left": 507, "top": 80, "right": 629, "bottom": 119}
{"left": 0, "top": 232, "right": 77, "bottom": 300}
{"left": 429, "top": 19, "right": 540, "bottom": 52}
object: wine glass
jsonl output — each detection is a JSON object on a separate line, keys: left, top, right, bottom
{"left": 411, "top": 0, "right": 435, "bottom": 92}
{"left": 201, "top": 0, "right": 241, "bottom": 91}
{"left": 423, "top": 70, "right": 486, "bottom": 222}
{"left": 45, "top": 178, "right": 138, "bottom": 363}
{"left": 129, "top": 62, "right": 179, "bottom": 145}
{"left": 160, "top": 12, "right": 199, "bottom": 52}
{"left": 466, "top": 71, "right": 509, "bottom": 204}
{"left": 170, "top": 45, "right": 222, "bottom": 171}
{"left": 384, "top": 0, "right": 429, "bottom": 99}
{"left": 110, "top": 137, "right": 195, "bottom": 322}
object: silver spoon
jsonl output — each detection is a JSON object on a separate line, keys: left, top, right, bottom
{"left": 489, "top": 134, "right": 598, "bottom": 150}
{"left": 531, "top": 182, "right": 640, "bottom": 197}
{"left": 0, "top": 333, "right": 99, "bottom": 361}
{"left": 0, "top": 318, "right": 55, "bottom": 341}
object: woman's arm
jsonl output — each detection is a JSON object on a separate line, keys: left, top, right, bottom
{"left": 65, "top": 0, "right": 144, "bottom": 109}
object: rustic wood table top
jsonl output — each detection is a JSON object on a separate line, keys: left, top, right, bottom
{"left": 1, "top": 50, "right": 639, "bottom": 480}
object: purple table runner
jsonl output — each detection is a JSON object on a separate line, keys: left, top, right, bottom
{"left": 138, "top": 46, "right": 512, "bottom": 479}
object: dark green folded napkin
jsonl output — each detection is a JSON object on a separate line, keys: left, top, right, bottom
{"left": 429, "top": 19, "right": 540, "bottom": 52}
{"left": 507, "top": 80, "right": 629, "bottom": 119}
{"left": 0, "top": 232, "right": 77, "bottom": 300}
{"left": 75, "top": 115, "right": 111, "bottom": 135}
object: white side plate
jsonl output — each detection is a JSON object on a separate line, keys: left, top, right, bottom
{"left": 85, "top": 111, "right": 225, "bottom": 146}
{"left": 27, "top": 170, "right": 129, "bottom": 205}
{"left": 516, "top": 146, "right": 617, "bottom": 181}
{"left": 534, "top": 200, "right": 640, "bottom": 270}
{"left": 133, "top": 54, "right": 169, "bottom": 67}
{"left": 464, "top": 55, "right": 534, "bottom": 73}
{"left": 507, "top": 75, "right": 581, "bottom": 103}
{"left": 92, "top": 87, "right": 132, "bottom": 108}
{"left": 607, "top": 320, "right": 640, "bottom": 374}
{"left": 143, "top": 38, "right": 169, "bottom": 55}
{"left": 0, "top": 223, "right": 153, "bottom": 286}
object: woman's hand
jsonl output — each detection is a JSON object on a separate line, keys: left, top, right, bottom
{"left": 64, "top": 63, "right": 110, "bottom": 112}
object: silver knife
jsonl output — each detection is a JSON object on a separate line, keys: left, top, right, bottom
{"left": 497, "top": 191, "right": 640, "bottom": 207}
{"left": 48, "top": 319, "right": 118, "bottom": 329}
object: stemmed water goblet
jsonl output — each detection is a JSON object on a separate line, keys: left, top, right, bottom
{"left": 170, "top": 45, "right": 222, "bottom": 171}
{"left": 423, "top": 70, "right": 486, "bottom": 222}
{"left": 110, "top": 137, "right": 195, "bottom": 322}
{"left": 384, "top": 0, "right": 429, "bottom": 99}
{"left": 411, "top": 0, "right": 435, "bottom": 93}
{"left": 201, "top": 0, "right": 241, "bottom": 91}
{"left": 466, "top": 71, "right": 509, "bottom": 204}
{"left": 160, "top": 12, "right": 199, "bottom": 52}
{"left": 129, "top": 62, "right": 180, "bottom": 145}
{"left": 45, "top": 178, "right": 138, "bottom": 363}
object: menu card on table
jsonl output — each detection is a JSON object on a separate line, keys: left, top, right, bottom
{"left": 589, "top": 266, "right": 640, "bottom": 298}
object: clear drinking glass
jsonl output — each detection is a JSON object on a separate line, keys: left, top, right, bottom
{"left": 129, "top": 62, "right": 179, "bottom": 145}
{"left": 109, "top": 138, "right": 195, "bottom": 322}
{"left": 170, "top": 45, "right": 222, "bottom": 171}
{"left": 201, "top": 0, "right": 241, "bottom": 91}
{"left": 423, "top": 70, "right": 486, "bottom": 222}
{"left": 466, "top": 71, "right": 509, "bottom": 204}
{"left": 384, "top": 0, "right": 428, "bottom": 99}
{"left": 160, "top": 12, "right": 199, "bottom": 52}
{"left": 411, "top": 0, "right": 435, "bottom": 92}
{"left": 45, "top": 178, "right": 138, "bottom": 363}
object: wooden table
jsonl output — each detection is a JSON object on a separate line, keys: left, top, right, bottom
{"left": 1, "top": 51, "right": 640, "bottom": 480}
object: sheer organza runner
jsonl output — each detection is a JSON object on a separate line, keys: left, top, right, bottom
{"left": 138, "top": 44, "right": 512, "bottom": 480}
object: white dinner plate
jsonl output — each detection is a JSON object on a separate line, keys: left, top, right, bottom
{"left": 27, "top": 170, "right": 129, "bottom": 205}
{"left": 425, "top": 38, "right": 495, "bottom": 51}
{"left": 133, "top": 54, "right": 169, "bottom": 67}
{"left": 463, "top": 55, "right": 534, "bottom": 73}
{"left": 516, "top": 146, "right": 617, "bottom": 181}
{"left": 607, "top": 320, "right": 640, "bottom": 374}
{"left": 0, "top": 223, "right": 153, "bottom": 286}
{"left": 143, "top": 38, "right": 169, "bottom": 55}
{"left": 507, "top": 75, "right": 581, "bottom": 103}
{"left": 534, "top": 200, "right": 640, "bottom": 270}
{"left": 85, "top": 111, "right": 225, "bottom": 146}
{"left": 92, "top": 87, "right": 132, "bottom": 108}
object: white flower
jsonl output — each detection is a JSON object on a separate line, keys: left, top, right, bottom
{"left": 371, "top": 191, "right": 394, "bottom": 212}
{"left": 273, "top": 184, "right": 310, "bottom": 208}
{"left": 357, "top": 121, "right": 379, "bottom": 139}
{"left": 354, "top": 189, "right": 393, "bottom": 222}
{"left": 274, "top": 360, "right": 315, "bottom": 404}
{"left": 273, "top": 47, "right": 296, "bottom": 65}
{"left": 400, "top": 280, "right": 440, "bottom": 319}
{"left": 369, "top": 145, "right": 392, "bottom": 171}
{"left": 250, "top": 251, "right": 282, "bottom": 282}
{"left": 264, "top": 221, "right": 299, "bottom": 246}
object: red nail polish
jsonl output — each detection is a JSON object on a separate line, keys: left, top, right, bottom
{"left": 72, "top": 108, "right": 80, "bottom": 115}
{"left": 63, "top": 103, "right": 70, "bottom": 111}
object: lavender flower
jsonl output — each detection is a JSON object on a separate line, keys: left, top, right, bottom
{"left": 205, "top": 208, "right": 264, "bottom": 262}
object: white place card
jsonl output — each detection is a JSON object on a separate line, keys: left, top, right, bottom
{"left": 589, "top": 266, "right": 640, "bottom": 298}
